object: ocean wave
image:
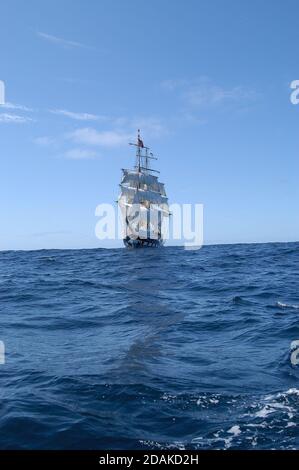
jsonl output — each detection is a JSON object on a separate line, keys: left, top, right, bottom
{"left": 1, "top": 243, "right": 299, "bottom": 449}
{"left": 276, "top": 301, "right": 299, "bottom": 310}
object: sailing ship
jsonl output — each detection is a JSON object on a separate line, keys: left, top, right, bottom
{"left": 118, "top": 130, "right": 170, "bottom": 248}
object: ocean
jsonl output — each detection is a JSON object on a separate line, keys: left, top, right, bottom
{"left": 0, "top": 242, "right": 298, "bottom": 450}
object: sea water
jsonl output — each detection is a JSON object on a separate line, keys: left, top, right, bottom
{"left": 0, "top": 242, "right": 298, "bottom": 449}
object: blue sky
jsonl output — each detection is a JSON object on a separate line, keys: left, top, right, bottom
{"left": 0, "top": 0, "right": 299, "bottom": 250}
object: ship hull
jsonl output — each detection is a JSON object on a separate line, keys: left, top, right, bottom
{"left": 123, "top": 236, "right": 163, "bottom": 248}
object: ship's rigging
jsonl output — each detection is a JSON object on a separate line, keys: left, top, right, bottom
{"left": 118, "top": 130, "right": 169, "bottom": 247}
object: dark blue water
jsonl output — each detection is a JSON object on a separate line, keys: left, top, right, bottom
{"left": 0, "top": 242, "right": 299, "bottom": 449}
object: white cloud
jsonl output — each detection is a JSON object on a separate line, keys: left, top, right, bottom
{"left": 162, "top": 77, "right": 258, "bottom": 109}
{"left": 160, "top": 78, "right": 189, "bottom": 91}
{"left": 185, "top": 84, "right": 258, "bottom": 107}
{"left": 50, "top": 109, "right": 103, "bottom": 121}
{"left": 35, "top": 115, "right": 167, "bottom": 162}
{"left": 63, "top": 148, "right": 99, "bottom": 160}
{"left": 97, "top": 116, "right": 167, "bottom": 140}
{"left": 50, "top": 111, "right": 165, "bottom": 137}
{"left": 37, "top": 31, "right": 87, "bottom": 49}
{"left": 68, "top": 128, "right": 131, "bottom": 147}
{"left": 1, "top": 102, "right": 33, "bottom": 112}
{"left": 129, "top": 117, "right": 167, "bottom": 138}
{"left": 0, "top": 113, "right": 33, "bottom": 123}
{"left": 33, "top": 136, "right": 55, "bottom": 146}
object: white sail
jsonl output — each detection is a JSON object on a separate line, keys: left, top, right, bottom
{"left": 133, "top": 188, "right": 167, "bottom": 205}
{"left": 118, "top": 131, "right": 169, "bottom": 246}
{"left": 119, "top": 185, "right": 136, "bottom": 202}
{"left": 122, "top": 170, "right": 158, "bottom": 186}
{"left": 121, "top": 171, "right": 164, "bottom": 193}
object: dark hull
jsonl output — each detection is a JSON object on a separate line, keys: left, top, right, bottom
{"left": 123, "top": 236, "right": 163, "bottom": 248}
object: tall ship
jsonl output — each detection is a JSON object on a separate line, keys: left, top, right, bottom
{"left": 118, "top": 130, "right": 170, "bottom": 248}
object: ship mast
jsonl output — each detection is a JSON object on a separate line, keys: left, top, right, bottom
{"left": 122, "top": 130, "right": 169, "bottom": 245}
{"left": 129, "top": 130, "right": 159, "bottom": 176}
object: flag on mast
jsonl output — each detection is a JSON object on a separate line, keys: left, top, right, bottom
{"left": 137, "top": 129, "right": 144, "bottom": 148}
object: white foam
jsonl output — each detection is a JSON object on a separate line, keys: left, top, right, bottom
{"left": 277, "top": 301, "right": 299, "bottom": 310}
{"left": 255, "top": 406, "right": 275, "bottom": 418}
{"left": 286, "top": 422, "right": 296, "bottom": 428}
{"left": 139, "top": 440, "right": 186, "bottom": 450}
{"left": 284, "top": 388, "right": 299, "bottom": 396}
{"left": 209, "top": 398, "right": 219, "bottom": 404}
{"left": 227, "top": 425, "right": 241, "bottom": 436}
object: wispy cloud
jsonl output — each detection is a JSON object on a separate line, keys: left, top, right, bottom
{"left": 50, "top": 109, "right": 104, "bottom": 121}
{"left": 33, "top": 136, "right": 56, "bottom": 146}
{"left": 33, "top": 135, "right": 99, "bottom": 159}
{"left": 161, "top": 77, "right": 258, "bottom": 109}
{"left": 63, "top": 148, "right": 99, "bottom": 160}
{"left": 110, "top": 116, "right": 167, "bottom": 139}
{"left": 34, "top": 114, "right": 167, "bottom": 162}
{"left": 161, "top": 79, "right": 190, "bottom": 92}
{"left": 68, "top": 128, "right": 132, "bottom": 147}
{"left": 185, "top": 84, "right": 258, "bottom": 107}
{"left": 1, "top": 102, "right": 33, "bottom": 112}
{"left": 0, "top": 113, "right": 33, "bottom": 124}
{"left": 37, "top": 31, "right": 87, "bottom": 49}
{"left": 49, "top": 109, "right": 166, "bottom": 137}
{"left": 130, "top": 117, "right": 167, "bottom": 138}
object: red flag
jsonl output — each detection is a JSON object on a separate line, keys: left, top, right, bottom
{"left": 138, "top": 137, "right": 144, "bottom": 148}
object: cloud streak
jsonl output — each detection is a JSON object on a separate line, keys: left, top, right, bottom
{"left": 185, "top": 84, "right": 258, "bottom": 107}
{"left": 68, "top": 128, "right": 132, "bottom": 148}
{"left": 33, "top": 136, "right": 56, "bottom": 146}
{"left": 33, "top": 112, "right": 168, "bottom": 161}
{"left": 1, "top": 102, "right": 33, "bottom": 112}
{"left": 63, "top": 148, "right": 99, "bottom": 160}
{"left": 161, "top": 77, "right": 258, "bottom": 109}
{"left": 37, "top": 31, "right": 87, "bottom": 49}
{"left": 0, "top": 113, "right": 33, "bottom": 123}
{"left": 50, "top": 109, "right": 104, "bottom": 121}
